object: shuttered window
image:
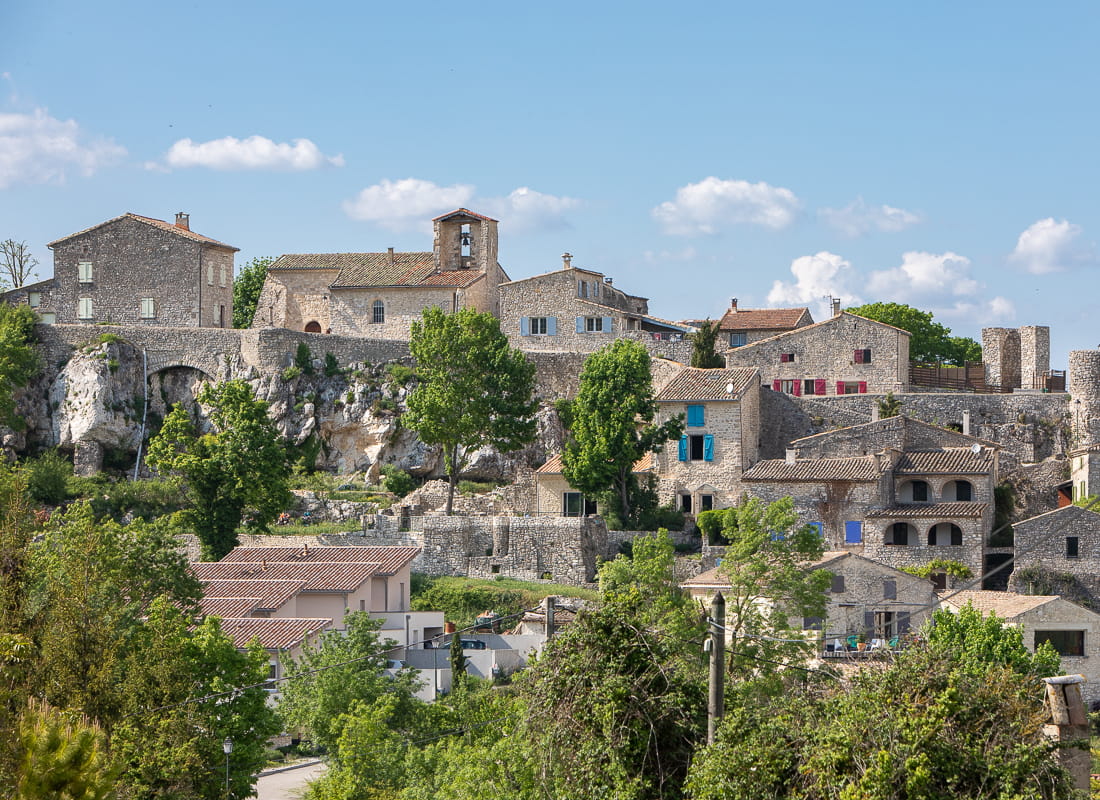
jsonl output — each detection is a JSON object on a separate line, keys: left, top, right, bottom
{"left": 686, "top": 405, "right": 705, "bottom": 427}
{"left": 844, "top": 521, "right": 862, "bottom": 544}
{"left": 78, "top": 297, "right": 93, "bottom": 319}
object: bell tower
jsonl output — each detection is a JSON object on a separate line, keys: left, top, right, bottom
{"left": 432, "top": 209, "right": 499, "bottom": 274}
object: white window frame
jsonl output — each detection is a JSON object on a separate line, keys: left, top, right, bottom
{"left": 530, "top": 316, "right": 548, "bottom": 335}
{"left": 27, "top": 292, "right": 41, "bottom": 308}
{"left": 730, "top": 332, "right": 747, "bottom": 347}
{"left": 140, "top": 298, "right": 156, "bottom": 319}
{"left": 585, "top": 317, "right": 604, "bottom": 333}
{"left": 372, "top": 299, "right": 385, "bottom": 324}
{"left": 77, "top": 297, "right": 93, "bottom": 320}
{"left": 78, "top": 261, "right": 93, "bottom": 283}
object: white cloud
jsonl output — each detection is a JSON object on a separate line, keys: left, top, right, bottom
{"left": 819, "top": 196, "right": 921, "bottom": 237}
{"left": 0, "top": 108, "right": 125, "bottom": 189}
{"left": 867, "top": 251, "right": 978, "bottom": 300}
{"left": 480, "top": 186, "right": 580, "bottom": 232}
{"left": 652, "top": 177, "right": 800, "bottom": 235}
{"left": 642, "top": 246, "right": 698, "bottom": 265}
{"left": 768, "top": 251, "right": 861, "bottom": 318}
{"left": 162, "top": 135, "right": 344, "bottom": 171}
{"left": 343, "top": 178, "right": 475, "bottom": 230}
{"left": 1009, "top": 217, "right": 1095, "bottom": 274}
{"left": 933, "top": 296, "right": 1016, "bottom": 326}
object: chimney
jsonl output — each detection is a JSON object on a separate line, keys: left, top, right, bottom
{"left": 962, "top": 410, "right": 971, "bottom": 436}
{"left": 785, "top": 448, "right": 797, "bottom": 465}
{"left": 731, "top": 298, "right": 738, "bottom": 311}
{"left": 604, "top": 276, "right": 613, "bottom": 285}
{"left": 388, "top": 247, "right": 395, "bottom": 267}
{"left": 175, "top": 212, "right": 190, "bottom": 231}
{"left": 562, "top": 252, "right": 572, "bottom": 269}
{"left": 832, "top": 297, "right": 841, "bottom": 318}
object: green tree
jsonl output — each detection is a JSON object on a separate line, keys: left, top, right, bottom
{"left": 16, "top": 700, "right": 117, "bottom": 800}
{"left": 923, "top": 602, "right": 1061, "bottom": 679}
{"left": 710, "top": 498, "right": 831, "bottom": 676}
{"left": 561, "top": 340, "right": 683, "bottom": 526}
{"left": 847, "top": 301, "right": 981, "bottom": 365}
{"left": 231, "top": 256, "right": 272, "bottom": 329}
{"left": 688, "top": 319, "right": 724, "bottom": 368}
{"left": 405, "top": 307, "right": 538, "bottom": 515}
{"left": 146, "top": 380, "right": 291, "bottom": 559}
{"left": 875, "top": 390, "right": 901, "bottom": 418}
{"left": 449, "top": 633, "right": 468, "bottom": 687}
{"left": 0, "top": 302, "right": 40, "bottom": 426}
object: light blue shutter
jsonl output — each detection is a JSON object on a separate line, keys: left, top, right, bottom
{"left": 547, "top": 317, "right": 557, "bottom": 335}
{"left": 576, "top": 317, "right": 584, "bottom": 333}
{"left": 687, "top": 405, "right": 704, "bottom": 427}
{"left": 603, "top": 316, "right": 613, "bottom": 333}
{"left": 703, "top": 434, "right": 714, "bottom": 461}
{"left": 809, "top": 522, "right": 824, "bottom": 538}
{"left": 520, "top": 317, "right": 529, "bottom": 336}
{"left": 845, "top": 521, "right": 863, "bottom": 544}
{"left": 678, "top": 435, "right": 687, "bottom": 461}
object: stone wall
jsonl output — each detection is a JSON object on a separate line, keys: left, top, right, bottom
{"left": 983, "top": 327, "right": 1021, "bottom": 389}
{"left": 1011, "top": 506, "right": 1100, "bottom": 610}
{"left": 253, "top": 268, "right": 340, "bottom": 331}
{"left": 329, "top": 285, "right": 467, "bottom": 340}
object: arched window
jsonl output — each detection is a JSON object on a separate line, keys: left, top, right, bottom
{"left": 372, "top": 300, "right": 385, "bottom": 324}
{"left": 304, "top": 320, "right": 322, "bottom": 333}
{"left": 927, "top": 523, "right": 963, "bottom": 546}
{"left": 885, "top": 522, "right": 915, "bottom": 546}
{"left": 899, "top": 480, "right": 930, "bottom": 503}
{"left": 944, "top": 480, "right": 973, "bottom": 501}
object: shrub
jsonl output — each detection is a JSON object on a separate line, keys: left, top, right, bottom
{"left": 323, "top": 352, "right": 340, "bottom": 377}
{"left": 385, "top": 362, "right": 417, "bottom": 385}
{"left": 379, "top": 464, "right": 416, "bottom": 498}
{"left": 96, "top": 332, "right": 122, "bottom": 345}
{"left": 22, "top": 450, "right": 73, "bottom": 505}
{"left": 281, "top": 365, "right": 301, "bottom": 381}
{"left": 457, "top": 480, "right": 499, "bottom": 495}
{"left": 295, "top": 342, "right": 314, "bottom": 374}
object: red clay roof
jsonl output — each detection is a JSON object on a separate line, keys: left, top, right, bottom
{"left": 718, "top": 306, "right": 811, "bottom": 331}
{"left": 742, "top": 456, "right": 882, "bottom": 482}
{"left": 894, "top": 450, "right": 995, "bottom": 475}
{"left": 48, "top": 212, "right": 238, "bottom": 251}
{"left": 200, "top": 579, "right": 304, "bottom": 612}
{"left": 432, "top": 208, "right": 498, "bottom": 223}
{"left": 939, "top": 590, "right": 1059, "bottom": 619}
{"left": 867, "top": 502, "right": 989, "bottom": 519}
{"left": 218, "top": 617, "right": 333, "bottom": 650}
{"left": 221, "top": 546, "right": 420, "bottom": 576}
{"left": 656, "top": 367, "right": 757, "bottom": 402}
{"left": 536, "top": 452, "right": 654, "bottom": 475}
{"left": 192, "top": 561, "right": 380, "bottom": 593}
{"left": 200, "top": 596, "right": 263, "bottom": 618}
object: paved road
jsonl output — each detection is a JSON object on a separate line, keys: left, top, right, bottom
{"left": 254, "top": 761, "right": 326, "bottom": 800}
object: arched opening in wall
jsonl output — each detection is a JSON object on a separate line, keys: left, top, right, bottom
{"left": 897, "top": 480, "right": 931, "bottom": 503}
{"left": 304, "top": 320, "right": 322, "bottom": 333}
{"left": 927, "top": 522, "right": 963, "bottom": 546}
{"left": 885, "top": 522, "right": 916, "bottom": 546}
{"left": 372, "top": 300, "right": 385, "bottom": 324}
{"left": 943, "top": 480, "right": 973, "bottom": 501}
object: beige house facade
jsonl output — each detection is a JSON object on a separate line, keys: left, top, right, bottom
{"left": 717, "top": 298, "right": 813, "bottom": 349}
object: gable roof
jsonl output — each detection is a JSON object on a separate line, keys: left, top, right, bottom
{"left": 939, "top": 590, "right": 1060, "bottom": 619}
{"left": 269, "top": 251, "right": 485, "bottom": 290}
{"left": 192, "top": 561, "right": 380, "bottom": 593}
{"left": 867, "top": 502, "right": 988, "bottom": 518}
{"left": 432, "top": 207, "right": 498, "bottom": 223}
{"left": 718, "top": 306, "right": 812, "bottom": 331}
{"left": 741, "top": 456, "right": 882, "bottom": 482}
{"left": 199, "top": 596, "right": 263, "bottom": 618}
{"left": 1012, "top": 504, "right": 1100, "bottom": 530}
{"left": 790, "top": 415, "right": 1000, "bottom": 451}
{"left": 200, "top": 579, "right": 305, "bottom": 612}
{"left": 536, "top": 452, "right": 654, "bottom": 475}
{"left": 724, "top": 311, "right": 911, "bottom": 352}
{"left": 221, "top": 546, "right": 420, "bottom": 576}
{"left": 219, "top": 617, "right": 334, "bottom": 651}
{"left": 655, "top": 367, "right": 758, "bottom": 402}
{"left": 894, "top": 449, "right": 995, "bottom": 475}
{"left": 48, "top": 212, "right": 238, "bottom": 251}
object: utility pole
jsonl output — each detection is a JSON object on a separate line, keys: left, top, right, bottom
{"left": 544, "top": 595, "right": 555, "bottom": 640}
{"left": 707, "top": 591, "right": 725, "bottom": 745}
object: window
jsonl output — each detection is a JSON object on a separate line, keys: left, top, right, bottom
{"left": 77, "top": 297, "right": 93, "bottom": 320}
{"left": 839, "top": 381, "right": 864, "bottom": 395}
{"left": 687, "top": 404, "right": 705, "bottom": 427}
{"left": 207, "top": 265, "right": 214, "bottom": 286}
{"left": 38, "top": 312, "right": 56, "bottom": 324}
{"left": 886, "top": 522, "right": 911, "bottom": 546}
{"left": 585, "top": 317, "right": 604, "bottom": 333}
{"left": 372, "top": 300, "right": 385, "bottom": 324}
{"left": 1035, "top": 630, "right": 1085, "bottom": 657}
{"left": 593, "top": 281, "right": 599, "bottom": 298}
{"left": 1067, "top": 536, "right": 1079, "bottom": 559}
{"left": 780, "top": 379, "right": 796, "bottom": 394}
{"left": 28, "top": 292, "right": 40, "bottom": 308}
{"left": 729, "top": 332, "right": 747, "bottom": 347}
{"left": 678, "top": 434, "right": 714, "bottom": 462}
{"left": 803, "top": 379, "right": 818, "bottom": 395}
{"left": 906, "top": 480, "right": 929, "bottom": 502}
{"left": 808, "top": 522, "right": 824, "bottom": 538}
{"left": 950, "top": 480, "right": 973, "bottom": 501}
{"left": 140, "top": 298, "right": 155, "bottom": 319}
{"left": 844, "top": 521, "right": 862, "bottom": 544}
{"left": 884, "top": 580, "right": 897, "bottom": 600}
{"left": 219, "top": 266, "right": 227, "bottom": 287}
{"left": 700, "top": 494, "right": 714, "bottom": 511}
{"left": 853, "top": 348, "right": 872, "bottom": 364}
{"left": 830, "top": 575, "right": 845, "bottom": 593}
{"left": 578, "top": 280, "right": 588, "bottom": 298}
{"left": 530, "top": 317, "right": 548, "bottom": 335}
{"left": 680, "top": 494, "right": 692, "bottom": 513}
{"left": 521, "top": 316, "right": 556, "bottom": 336}
{"left": 563, "top": 492, "right": 584, "bottom": 517}
{"left": 779, "top": 353, "right": 796, "bottom": 363}
{"left": 78, "top": 261, "right": 93, "bottom": 283}
{"left": 803, "top": 616, "right": 823, "bottom": 631}
{"left": 928, "top": 523, "right": 963, "bottom": 546}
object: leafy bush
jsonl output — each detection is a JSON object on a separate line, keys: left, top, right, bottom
{"left": 457, "top": 480, "right": 500, "bottom": 495}
{"left": 410, "top": 575, "right": 597, "bottom": 629}
{"left": 64, "top": 474, "right": 188, "bottom": 522}
{"left": 281, "top": 365, "right": 301, "bottom": 381}
{"left": 323, "top": 352, "right": 340, "bottom": 377}
{"left": 22, "top": 449, "right": 73, "bottom": 505}
{"left": 385, "top": 362, "right": 417, "bottom": 385}
{"left": 379, "top": 465, "right": 416, "bottom": 498}
{"left": 96, "top": 332, "right": 122, "bottom": 345}
{"left": 295, "top": 341, "right": 314, "bottom": 374}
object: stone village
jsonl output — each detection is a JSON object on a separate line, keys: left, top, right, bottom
{"left": 8, "top": 206, "right": 1100, "bottom": 706}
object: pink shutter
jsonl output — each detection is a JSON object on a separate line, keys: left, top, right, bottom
{"left": 792, "top": 380, "right": 802, "bottom": 396}
{"left": 854, "top": 349, "right": 864, "bottom": 363}
{"left": 836, "top": 381, "right": 845, "bottom": 395}
{"left": 772, "top": 379, "right": 781, "bottom": 392}
{"left": 779, "top": 353, "right": 789, "bottom": 363}
{"left": 858, "top": 381, "right": 867, "bottom": 393}
{"left": 815, "top": 379, "right": 827, "bottom": 395}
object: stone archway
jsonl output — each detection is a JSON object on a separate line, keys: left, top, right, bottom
{"left": 304, "top": 320, "right": 322, "bottom": 333}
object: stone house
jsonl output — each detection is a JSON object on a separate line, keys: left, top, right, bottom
{"left": 717, "top": 298, "right": 813, "bottom": 349}
{"left": 0, "top": 277, "right": 59, "bottom": 324}
{"left": 680, "top": 551, "right": 935, "bottom": 649}
{"left": 533, "top": 452, "right": 655, "bottom": 517}
{"left": 1009, "top": 505, "right": 1100, "bottom": 607}
{"left": 46, "top": 212, "right": 237, "bottom": 327}
{"left": 940, "top": 590, "right": 1100, "bottom": 704}
{"left": 254, "top": 209, "right": 509, "bottom": 339}
{"left": 498, "top": 253, "right": 688, "bottom": 354}
{"left": 652, "top": 366, "right": 761, "bottom": 511}
{"left": 723, "top": 309, "right": 911, "bottom": 395}
{"left": 742, "top": 417, "right": 999, "bottom": 579}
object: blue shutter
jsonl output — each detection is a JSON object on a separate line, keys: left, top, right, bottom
{"left": 576, "top": 317, "right": 584, "bottom": 333}
{"left": 547, "top": 317, "right": 557, "bottom": 336}
{"left": 678, "top": 435, "right": 687, "bottom": 461}
{"left": 603, "top": 316, "right": 613, "bottom": 333}
{"left": 703, "top": 434, "right": 714, "bottom": 461}
{"left": 687, "top": 404, "right": 704, "bottom": 427}
{"left": 520, "top": 317, "right": 529, "bottom": 336}
{"left": 845, "top": 521, "right": 863, "bottom": 544}
{"left": 809, "top": 522, "right": 824, "bottom": 538}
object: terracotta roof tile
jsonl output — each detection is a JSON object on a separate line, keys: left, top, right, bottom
{"left": 894, "top": 449, "right": 995, "bottom": 475}
{"left": 656, "top": 367, "right": 757, "bottom": 402}
{"left": 536, "top": 452, "right": 653, "bottom": 475}
{"left": 218, "top": 617, "right": 333, "bottom": 650}
{"left": 718, "top": 306, "right": 812, "bottom": 331}
{"left": 724, "top": 312, "right": 911, "bottom": 352}
{"left": 200, "top": 579, "right": 304, "bottom": 612}
{"left": 221, "top": 546, "right": 420, "bottom": 576}
{"left": 200, "top": 597, "right": 262, "bottom": 618}
{"left": 867, "top": 502, "right": 988, "bottom": 518}
{"left": 741, "top": 456, "right": 882, "bottom": 482}
{"left": 192, "top": 561, "right": 380, "bottom": 592}
{"left": 48, "top": 212, "right": 238, "bottom": 251}
{"left": 939, "top": 590, "right": 1058, "bottom": 619}
{"left": 432, "top": 208, "right": 498, "bottom": 223}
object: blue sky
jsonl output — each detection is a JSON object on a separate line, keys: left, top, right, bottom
{"left": 3, "top": 1, "right": 1097, "bottom": 367}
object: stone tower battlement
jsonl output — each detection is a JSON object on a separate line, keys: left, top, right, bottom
{"left": 982, "top": 325, "right": 1050, "bottom": 391}
{"left": 1069, "top": 349, "right": 1100, "bottom": 446}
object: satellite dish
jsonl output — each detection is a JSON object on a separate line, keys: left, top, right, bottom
{"left": 725, "top": 382, "right": 735, "bottom": 394}
{"left": 971, "top": 443, "right": 982, "bottom": 455}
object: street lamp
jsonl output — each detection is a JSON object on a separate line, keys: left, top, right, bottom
{"left": 222, "top": 737, "right": 233, "bottom": 799}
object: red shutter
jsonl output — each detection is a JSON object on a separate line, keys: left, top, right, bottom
{"left": 792, "top": 380, "right": 802, "bottom": 396}
{"left": 836, "top": 381, "right": 845, "bottom": 395}
{"left": 858, "top": 381, "right": 867, "bottom": 393}
{"left": 780, "top": 353, "right": 789, "bottom": 363}
{"left": 815, "top": 379, "right": 827, "bottom": 395}
{"left": 854, "top": 349, "right": 864, "bottom": 363}
{"left": 772, "top": 379, "right": 781, "bottom": 391}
